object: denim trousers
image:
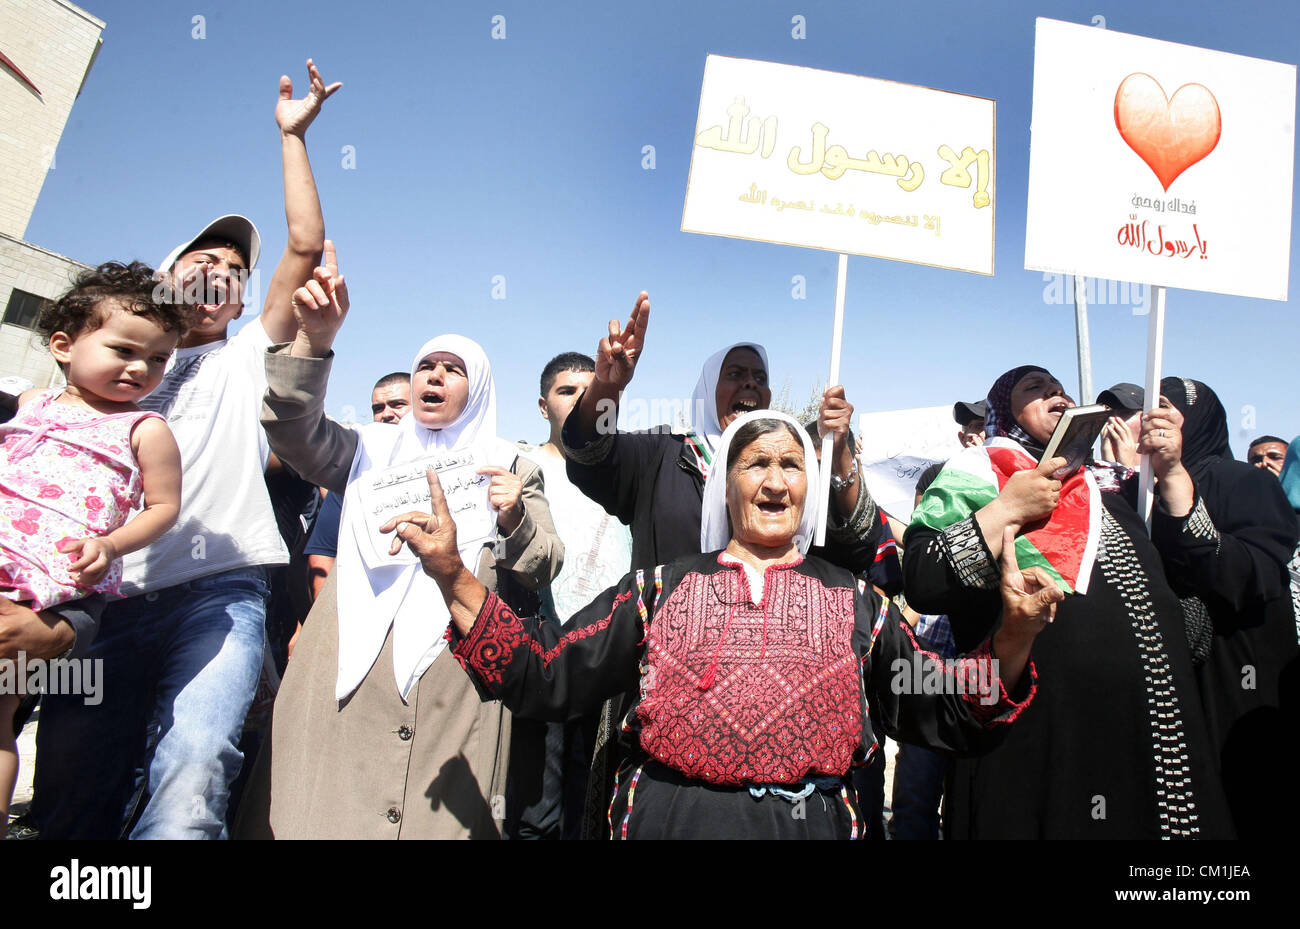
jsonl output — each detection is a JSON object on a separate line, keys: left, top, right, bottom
{"left": 32, "top": 566, "right": 269, "bottom": 839}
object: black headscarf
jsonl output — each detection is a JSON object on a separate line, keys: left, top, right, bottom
{"left": 1160, "top": 376, "right": 1233, "bottom": 483}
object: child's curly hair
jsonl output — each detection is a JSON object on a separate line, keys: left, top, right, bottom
{"left": 36, "top": 261, "right": 190, "bottom": 346}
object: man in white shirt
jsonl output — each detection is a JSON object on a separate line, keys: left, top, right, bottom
{"left": 32, "top": 60, "right": 341, "bottom": 839}
{"left": 513, "top": 352, "right": 632, "bottom": 838}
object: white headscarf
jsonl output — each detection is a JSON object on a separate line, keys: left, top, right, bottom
{"left": 334, "top": 335, "right": 518, "bottom": 701}
{"left": 685, "top": 342, "right": 770, "bottom": 470}
{"left": 699, "top": 410, "right": 820, "bottom": 556}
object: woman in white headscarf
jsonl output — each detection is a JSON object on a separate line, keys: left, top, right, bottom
{"left": 561, "top": 292, "right": 876, "bottom": 574}
{"left": 385, "top": 410, "right": 1054, "bottom": 839}
{"left": 235, "top": 258, "right": 562, "bottom": 840}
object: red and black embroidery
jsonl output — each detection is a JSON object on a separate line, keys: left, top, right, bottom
{"left": 636, "top": 565, "right": 862, "bottom": 785}
{"left": 528, "top": 590, "right": 634, "bottom": 666}
{"left": 452, "top": 592, "right": 527, "bottom": 690}
{"left": 894, "top": 621, "right": 1038, "bottom": 727}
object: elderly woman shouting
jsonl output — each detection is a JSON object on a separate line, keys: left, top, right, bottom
{"left": 387, "top": 411, "right": 1051, "bottom": 839}
{"left": 235, "top": 245, "right": 562, "bottom": 840}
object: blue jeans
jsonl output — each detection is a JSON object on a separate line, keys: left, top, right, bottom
{"left": 32, "top": 567, "right": 269, "bottom": 839}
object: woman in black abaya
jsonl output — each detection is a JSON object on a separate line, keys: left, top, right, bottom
{"left": 904, "top": 365, "right": 1232, "bottom": 839}
{"left": 1151, "top": 377, "right": 1300, "bottom": 839}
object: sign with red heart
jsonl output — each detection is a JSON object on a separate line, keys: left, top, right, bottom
{"left": 1114, "top": 74, "right": 1222, "bottom": 191}
{"left": 1024, "top": 18, "right": 1295, "bottom": 302}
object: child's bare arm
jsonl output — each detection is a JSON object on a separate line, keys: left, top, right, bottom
{"left": 60, "top": 417, "right": 182, "bottom": 587}
{"left": 260, "top": 58, "right": 342, "bottom": 345}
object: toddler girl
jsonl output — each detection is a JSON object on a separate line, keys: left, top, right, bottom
{"left": 1, "top": 261, "right": 185, "bottom": 835}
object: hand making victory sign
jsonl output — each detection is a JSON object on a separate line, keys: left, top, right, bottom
{"left": 574, "top": 291, "right": 650, "bottom": 440}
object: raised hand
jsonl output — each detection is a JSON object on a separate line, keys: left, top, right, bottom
{"left": 817, "top": 385, "right": 854, "bottom": 450}
{"left": 275, "top": 58, "right": 342, "bottom": 138}
{"left": 290, "top": 240, "right": 349, "bottom": 357}
{"left": 477, "top": 466, "right": 524, "bottom": 534}
{"left": 58, "top": 536, "right": 119, "bottom": 588}
{"left": 1100, "top": 415, "right": 1139, "bottom": 468}
{"left": 595, "top": 291, "right": 649, "bottom": 391}
{"left": 1139, "top": 399, "right": 1184, "bottom": 480}
{"left": 379, "top": 468, "right": 463, "bottom": 584}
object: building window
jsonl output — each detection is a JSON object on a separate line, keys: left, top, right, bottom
{"left": 2, "top": 289, "right": 49, "bottom": 330}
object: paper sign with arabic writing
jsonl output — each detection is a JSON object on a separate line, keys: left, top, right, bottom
{"left": 353, "top": 447, "right": 495, "bottom": 568}
{"left": 1025, "top": 18, "right": 1296, "bottom": 301}
{"left": 681, "top": 55, "right": 995, "bottom": 275}
{"left": 858, "top": 405, "right": 963, "bottom": 523}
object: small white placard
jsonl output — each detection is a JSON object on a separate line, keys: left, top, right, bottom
{"left": 354, "top": 448, "right": 495, "bottom": 567}
{"left": 858, "top": 405, "right": 963, "bottom": 523}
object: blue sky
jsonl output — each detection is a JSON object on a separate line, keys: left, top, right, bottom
{"left": 24, "top": 0, "right": 1300, "bottom": 453}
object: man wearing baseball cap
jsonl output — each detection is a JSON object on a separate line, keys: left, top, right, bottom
{"left": 952, "top": 399, "right": 986, "bottom": 447}
{"left": 33, "top": 60, "right": 341, "bottom": 840}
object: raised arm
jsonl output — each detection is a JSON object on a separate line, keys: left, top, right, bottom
{"left": 261, "top": 241, "right": 358, "bottom": 493}
{"left": 260, "top": 59, "right": 342, "bottom": 344}
{"left": 569, "top": 291, "right": 649, "bottom": 445}
{"left": 383, "top": 468, "right": 643, "bottom": 721}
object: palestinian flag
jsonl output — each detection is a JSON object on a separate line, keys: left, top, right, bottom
{"left": 909, "top": 438, "right": 1100, "bottom": 594}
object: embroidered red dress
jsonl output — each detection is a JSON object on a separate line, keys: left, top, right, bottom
{"left": 453, "top": 551, "right": 1035, "bottom": 840}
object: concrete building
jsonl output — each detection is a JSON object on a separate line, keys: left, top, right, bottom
{"left": 0, "top": 0, "right": 105, "bottom": 389}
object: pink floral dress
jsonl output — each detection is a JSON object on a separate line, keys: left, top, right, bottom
{"left": 0, "top": 390, "right": 163, "bottom": 609}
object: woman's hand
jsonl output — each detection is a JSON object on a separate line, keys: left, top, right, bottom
{"left": 378, "top": 469, "right": 487, "bottom": 635}
{"left": 380, "top": 468, "right": 464, "bottom": 584}
{"left": 999, "top": 455, "right": 1066, "bottom": 528}
{"left": 57, "top": 536, "right": 119, "bottom": 587}
{"left": 595, "top": 292, "right": 649, "bottom": 391}
{"left": 1100, "top": 416, "right": 1139, "bottom": 468}
{"left": 289, "top": 240, "right": 349, "bottom": 358}
{"left": 993, "top": 527, "right": 1062, "bottom": 693}
{"left": 1141, "top": 398, "right": 1194, "bottom": 516}
{"left": 478, "top": 466, "right": 524, "bottom": 535}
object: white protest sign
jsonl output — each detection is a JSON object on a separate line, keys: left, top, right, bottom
{"left": 1025, "top": 18, "right": 1296, "bottom": 301}
{"left": 682, "top": 55, "right": 996, "bottom": 275}
{"left": 354, "top": 448, "right": 494, "bottom": 568}
{"left": 858, "top": 405, "right": 963, "bottom": 523}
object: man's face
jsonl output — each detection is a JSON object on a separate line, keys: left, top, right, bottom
{"left": 958, "top": 418, "right": 986, "bottom": 447}
{"left": 539, "top": 370, "right": 593, "bottom": 430}
{"left": 171, "top": 245, "right": 246, "bottom": 344}
{"left": 1247, "top": 440, "right": 1288, "bottom": 477}
{"left": 714, "top": 347, "right": 771, "bottom": 430}
{"left": 371, "top": 381, "right": 411, "bottom": 423}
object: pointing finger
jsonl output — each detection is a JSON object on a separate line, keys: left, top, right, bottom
{"left": 999, "top": 525, "right": 1019, "bottom": 580}
{"left": 322, "top": 239, "right": 338, "bottom": 276}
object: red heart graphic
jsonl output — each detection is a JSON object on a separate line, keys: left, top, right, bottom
{"left": 1114, "top": 73, "right": 1221, "bottom": 191}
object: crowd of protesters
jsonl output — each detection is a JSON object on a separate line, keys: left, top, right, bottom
{"left": 1, "top": 59, "right": 1296, "bottom": 841}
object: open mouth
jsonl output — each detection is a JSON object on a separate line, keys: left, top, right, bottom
{"left": 757, "top": 501, "right": 788, "bottom": 515}
{"left": 730, "top": 397, "right": 761, "bottom": 415}
{"left": 421, "top": 391, "right": 446, "bottom": 407}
